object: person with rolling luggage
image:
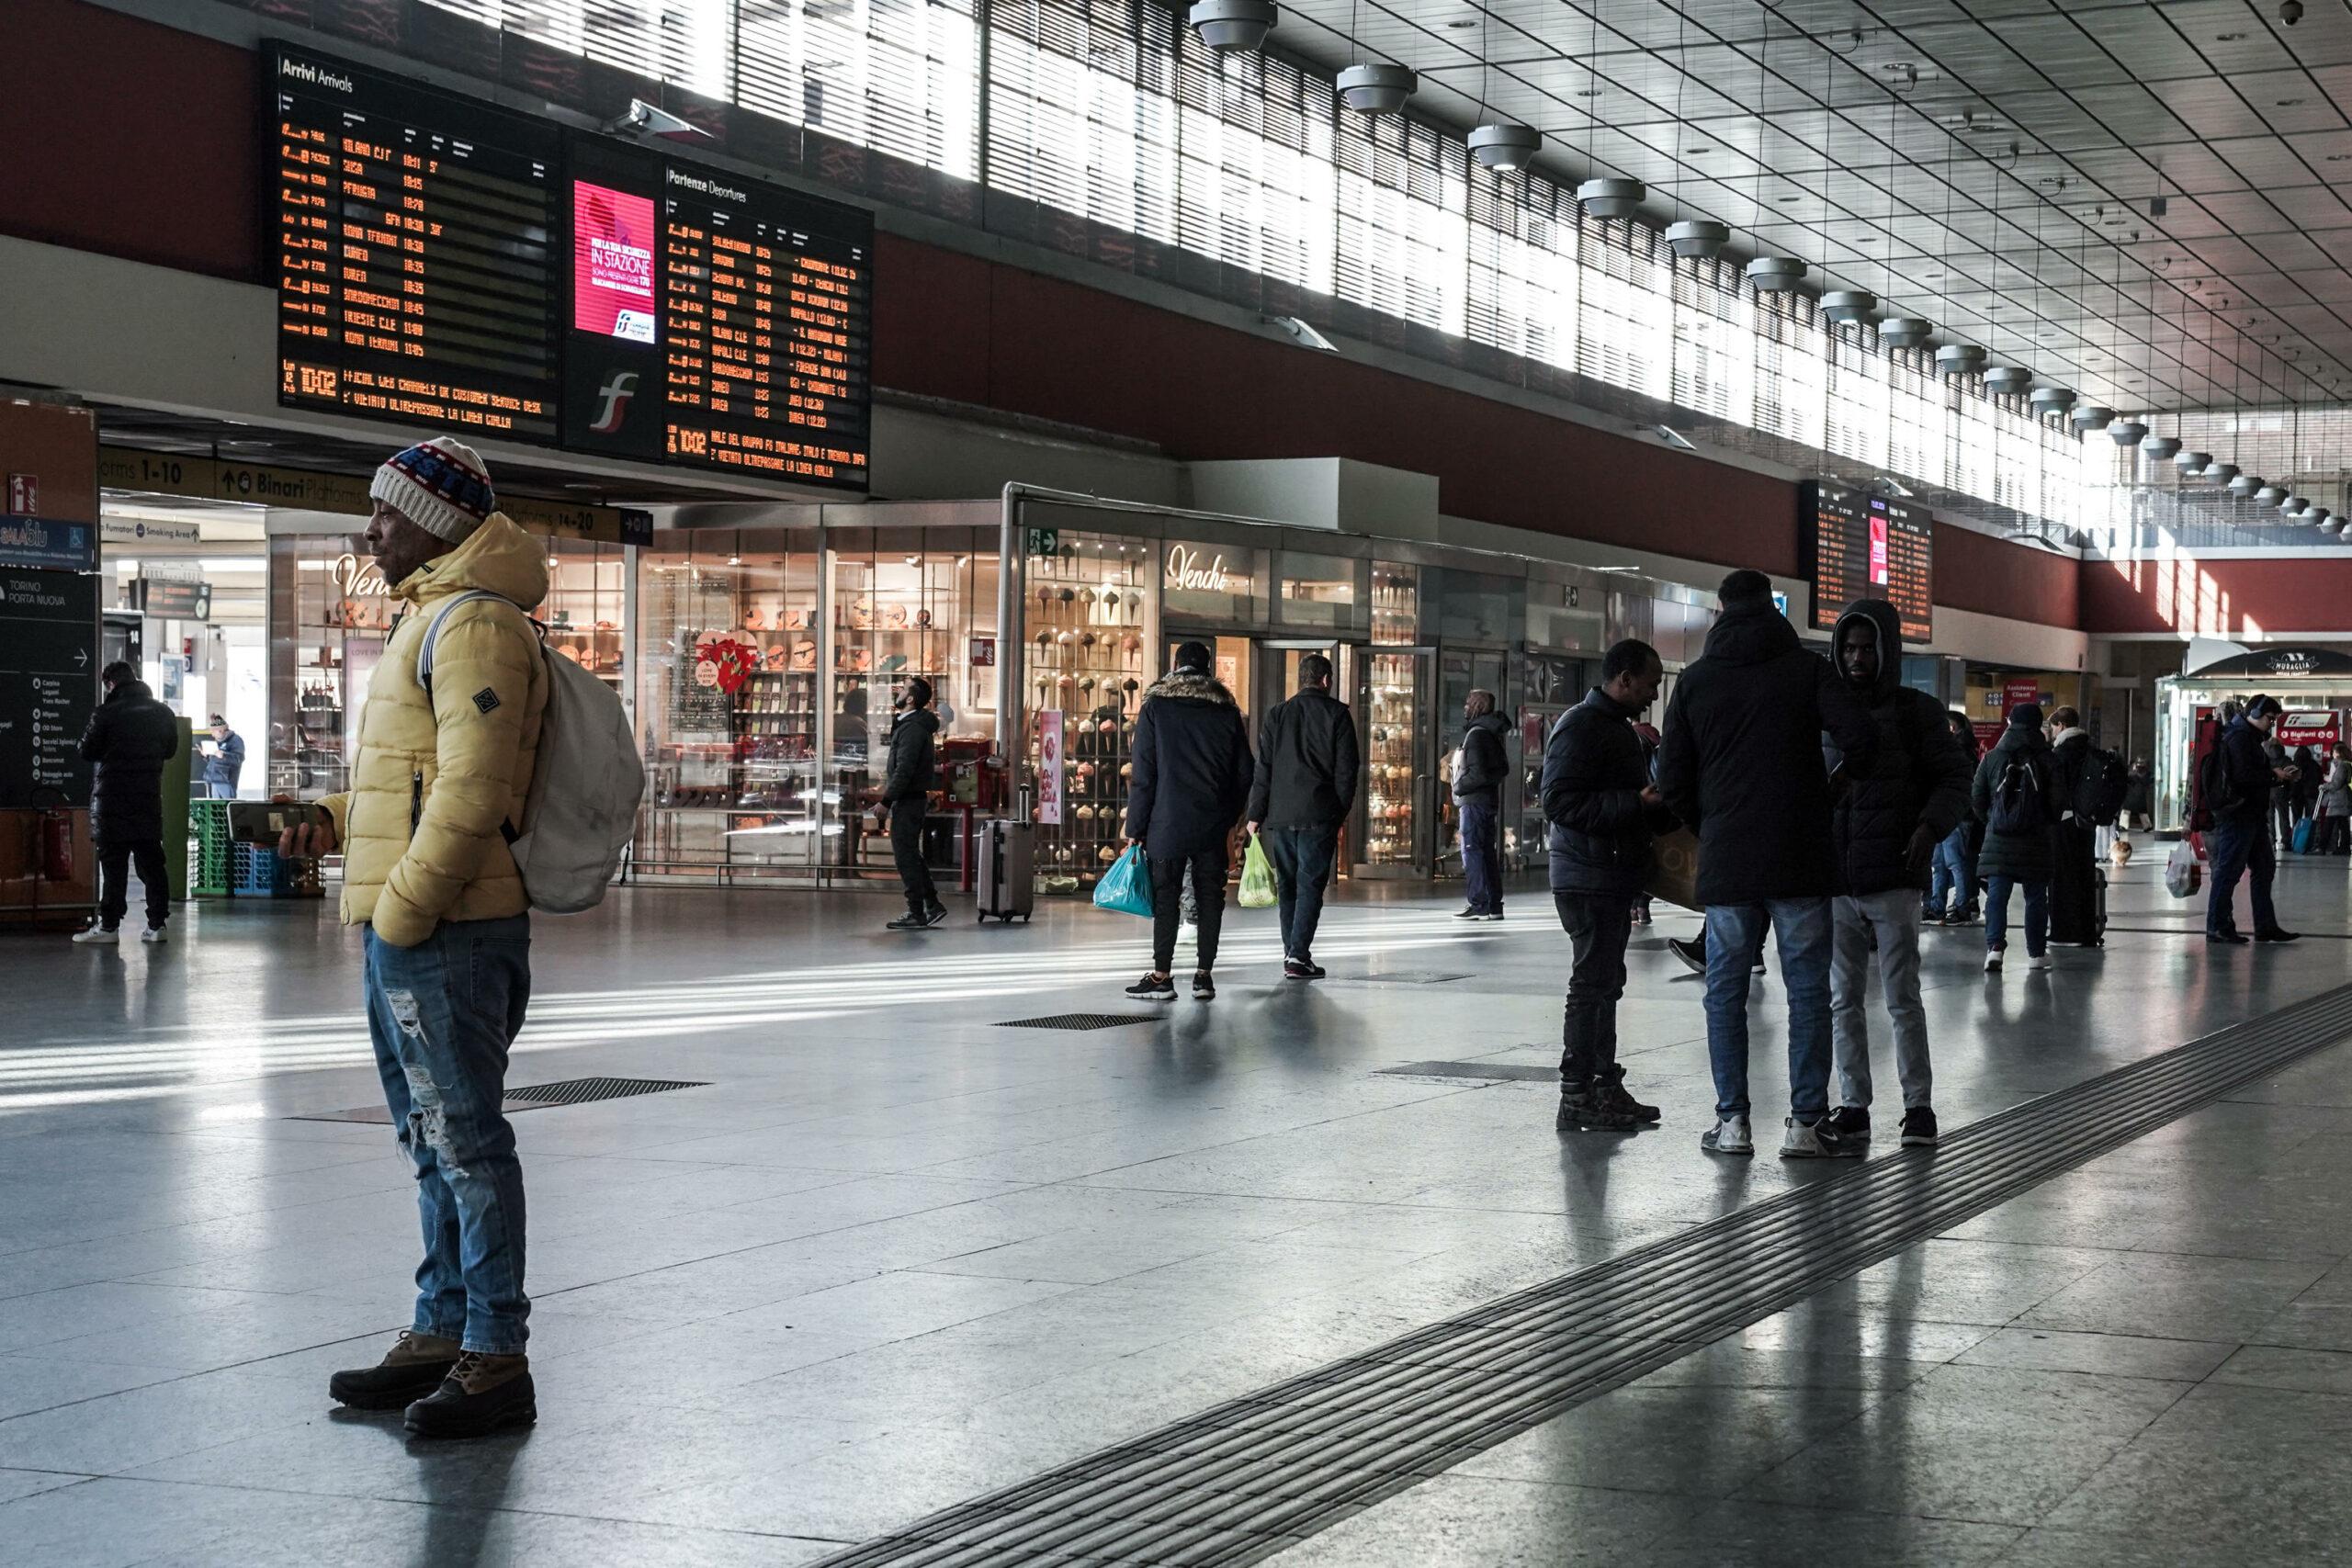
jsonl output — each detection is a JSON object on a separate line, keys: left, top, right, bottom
{"left": 2045, "top": 706, "right": 2119, "bottom": 948}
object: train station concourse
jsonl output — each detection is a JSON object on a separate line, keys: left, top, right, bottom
{"left": 7, "top": 0, "right": 2352, "bottom": 1562}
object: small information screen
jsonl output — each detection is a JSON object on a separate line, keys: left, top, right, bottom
{"left": 1801, "top": 482, "right": 1933, "bottom": 644}
{"left": 273, "top": 46, "right": 560, "bottom": 442}
{"left": 657, "top": 164, "right": 871, "bottom": 488}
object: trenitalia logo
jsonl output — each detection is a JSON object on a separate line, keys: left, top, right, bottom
{"left": 589, "top": 371, "right": 639, "bottom": 434}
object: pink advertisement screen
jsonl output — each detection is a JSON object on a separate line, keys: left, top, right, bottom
{"left": 572, "top": 181, "right": 657, "bottom": 344}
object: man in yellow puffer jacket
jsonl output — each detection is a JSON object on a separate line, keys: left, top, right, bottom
{"left": 285, "top": 436, "right": 549, "bottom": 1439}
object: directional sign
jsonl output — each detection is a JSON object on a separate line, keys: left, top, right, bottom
{"left": 0, "top": 567, "right": 99, "bottom": 807}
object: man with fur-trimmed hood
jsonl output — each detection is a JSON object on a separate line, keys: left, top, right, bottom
{"left": 1124, "top": 641, "right": 1253, "bottom": 1001}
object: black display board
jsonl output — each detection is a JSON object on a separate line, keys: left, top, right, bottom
{"left": 272, "top": 45, "right": 560, "bottom": 443}
{"left": 0, "top": 567, "right": 98, "bottom": 808}
{"left": 1800, "top": 482, "right": 1933, "bottom": 644}
{"left": 271, "top": 46, "right": 873, "bottom": 491}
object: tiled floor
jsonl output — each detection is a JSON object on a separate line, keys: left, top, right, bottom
{"left": 2, "top": 855, "right": 2348, "bottom": 1564}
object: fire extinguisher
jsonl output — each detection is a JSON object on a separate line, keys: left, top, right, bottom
{"left": 42, "top": 809, "right": 74, "bottom": 883}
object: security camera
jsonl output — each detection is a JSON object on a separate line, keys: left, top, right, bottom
{"left": 600, "top": 98, "right": 713, "bottom": 141}
{"left": 2280, "top": 0, "right": 2302, "bottom": 24}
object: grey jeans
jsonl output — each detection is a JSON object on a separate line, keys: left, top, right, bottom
{"left": 1829, "top": 888, "right": 1931, "bottom": 1111}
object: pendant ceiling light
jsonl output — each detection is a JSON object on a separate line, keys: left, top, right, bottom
{"left": 1984, "top": 366, "right": 2033, "bottom": 396}
{"left": 1881, "top": 318, "right": 1935, "bottom": 349}
{"left": 2206, "top": 462, "right": 2240, "bottom": 487}
{"left": 2283, "top": 494, "right": 2310, "bottom": 516}
{"left": 2321, "top": 514, "right": 2346, "bottom": 535}
{"left": 1188, "top": 0, "right": 1276, "bottom": 52}
{"left": 2071, "top": 403, "right": 2114, "bottom": 430}
{"left": 1741, "top": 11, "right": 1806, "bottom": 291}
{"left": 1936, "top": 343, "right": 1988, "bottom": 378}
{"left": 2109, "top": 420, "right": 2148, "bottom": 446}
{"left": 2142, "top": 435, "right": 2181, "bottom": 462}
{"left": 1338, "top": 63, "right": 1415, "bottom": 113}
{"left": 2310, "top": 510, "right": 2336, "bottom": 532}
{"left": 2174, "top": 449, "right": 2213, "bottom": 477}
{"left": 2227, "top": 473, "right": 2261, "bottom": 498}
{"left": 1747, "top": 256, "right": 1807, "bottom": 291}
{"left": 1823, "top": 291, "right": 1878, "bottom": 325}
{"left": 1571, "top": 6, "right": 1640, "bottom": 216}
{"left": 1467, "top": 6, "right": 1538, "bottom": 172}
{"left": 2254, "top": 483, "right": 2288, "bottom": 506}
{"left": 1666, "top": 220, "right": 1729, "bottom": 260}
{"left": 2031, "top": 387, "right": 2077, "bottom": 417}
{"left": 1335, "top": 0, "right": 1411, "bottom": 113}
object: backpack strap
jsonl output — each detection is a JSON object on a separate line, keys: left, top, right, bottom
{"left": 416, "top": 590, "right": 540, "bottom": 697}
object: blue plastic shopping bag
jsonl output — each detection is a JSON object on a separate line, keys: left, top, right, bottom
{"left": 1093, "top": 843, "right": 1155, "bottom": 917}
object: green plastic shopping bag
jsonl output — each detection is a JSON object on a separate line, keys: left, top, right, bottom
{"left": 1238, "top": 834, "right": 1277, "bottom": 909}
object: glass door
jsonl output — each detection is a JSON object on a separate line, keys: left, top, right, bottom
{"left": 1363, "top": 647, "right": 1432, "bottom": 874}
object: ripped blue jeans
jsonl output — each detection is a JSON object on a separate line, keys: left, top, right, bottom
{"left": 364, "top": 914, "right": 533, "bottom": 1355}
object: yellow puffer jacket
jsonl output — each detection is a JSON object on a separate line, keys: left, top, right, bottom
{"left": 320, "top": 515, "right": 549, "bottom": 947}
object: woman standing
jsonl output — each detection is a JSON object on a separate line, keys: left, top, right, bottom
{"left": 2323, "top": 741, "right": 2352, "bottom": 856}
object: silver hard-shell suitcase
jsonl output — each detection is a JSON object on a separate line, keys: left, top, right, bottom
{"left": 978, "top": 818, "right": 1035, "bottom": 922}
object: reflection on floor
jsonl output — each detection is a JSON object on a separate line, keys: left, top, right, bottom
{"left": 2, "top": 858, "right": 2348, "bottom": 1564}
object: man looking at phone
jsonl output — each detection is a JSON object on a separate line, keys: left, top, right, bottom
{"left": 280, "top": 436, "right": 551, "bottom": 1438}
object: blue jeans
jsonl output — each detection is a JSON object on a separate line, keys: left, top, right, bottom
{"left": 1703, "top": 898, "right": 1833, "bottom": 1122}
{"left": 1928, "top": 823, "right": 1976, "bottom": 915}
{"left": 1264, "top": 822, "right": 1340, "bottom": 960}
{"left": 365, "top": 914, "right": 534, "bottom": 1355}
{"left": 1459, "top": 796, "right": 1502, "bottom": 914}
{"left": 1984, "top": 876, "right": 2048, "bottom": 957}
{"left": 2207, "top": 817, "right": 2278, "bottom": 937}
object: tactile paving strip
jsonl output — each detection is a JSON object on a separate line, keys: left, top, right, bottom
{"left": 817, "top": 981, "right": 2352, "bottom": 1567}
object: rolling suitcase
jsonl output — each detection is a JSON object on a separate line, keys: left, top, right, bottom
{"left": 2091, "top": 864, "right": 2108, "bottom": 945}
{"left": 977, "top": 818, "right": 1035, "bottom": 922}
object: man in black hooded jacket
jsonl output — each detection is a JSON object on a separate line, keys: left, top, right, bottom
{"left": 1125, "top": 643, "right": 1253, "bottom": 1000}
{"left": 879, "top": 677, "right": 944, "bottom": 931}
{"left": 74, "top": 661, "right": 181, "bottom": 944}
{"left": 1657, "top": 570, "right": 1878, "bottom": 1159}
{"left": 1821, "top": 600, "right": 1973, "bottom": 1154}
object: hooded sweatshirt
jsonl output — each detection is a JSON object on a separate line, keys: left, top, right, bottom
{"left": 1657, "top": 596, "right": 1879, "bottom": 906}
{"left": 320, "top": 514, "right": 550, "bottom": 947}
{"left": 1826, "top": 599, "right": 1975, "bottom": 897}
{"left": 1125, "top": 666, "right": 1253, "bottom": 857}
{"left": 1970, "top": 712, "right": 2057, "bottom": 880}
{"left": 77, "top": 678, "right": 180, "bottom": 844}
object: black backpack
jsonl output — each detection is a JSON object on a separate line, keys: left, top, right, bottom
{"left": 2199, "top": 743, "right": 2244, "bottom": 819}
{"left": 2075, "top": 746, "right": 2130, "bottom": 827}
{"left": 1989, "top": 754, "right": 2044, "bottom": 834}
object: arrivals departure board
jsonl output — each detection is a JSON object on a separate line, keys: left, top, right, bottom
{"left": 1801, "top": 482, "right": 1933, "bottom": 644}
{"left": 271, "top": 48, "right": 873, "bottom": 491}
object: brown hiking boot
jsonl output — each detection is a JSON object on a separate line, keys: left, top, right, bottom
{"left": 403, "top": 1350, "right": 537, "bottom": 1439}
{"left": 328, "top": 1330, "right": 462, "bottom": 1410}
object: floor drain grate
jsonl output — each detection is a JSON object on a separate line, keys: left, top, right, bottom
{"left": 996, "top": 1012, "right": 1166, "bottom": 1032}
{"left": 1323, "top": 972, "right": 1473, "bottom": 987}
{"left": 289, "top": 1077, "right": 707, "bottom": 1123}
{"left": 1377, "top": 1060, "right": 1557, "bottom": 1083}
{"left": 815, "top": 981, "right": 2352, "bottom": 1568}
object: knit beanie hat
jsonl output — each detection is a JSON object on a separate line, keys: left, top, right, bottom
{"left": 371, "top": 436, "right": 495, "bottom": 545}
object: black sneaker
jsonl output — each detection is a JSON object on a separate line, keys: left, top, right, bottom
{"left": 1594, "top": 1079, "right": 1661, "bottom": 1123}
{"left": 922, "top": 903, "right": 949, "bottom": 928}
{"left": 1453, "top": 906, "right": 1484, "bottom": 919}
{"left": 403, "top": 1352, "right": 536, "bottom": 1439}
{"left": 1192, "top": 971, "right": 1216, "bottom": 1000}
{"left": 2255, "top": 929, "right": 2301, "bottom": 943}
{"left": 1125, "top": 973, "right": 1176, "bottom": 1000}
{"left": 1667, "top": 937, "right": 1704, "bottom": 975}
{"left": 1900, "top": 1107, "right": 1939, "bottom": 1147}
{"left": 1555, "top": 1093, "right": 1641, "bottom": 1133}
{"left": 1819, "top": 1105, "right": 1871, "bottom": 1157}
{"left": 887, "top": 910, "right": 929, "bottom": 931}
{"left": 328, "top": 1330, "right": 462, "bottom": 1411}
{"left": 1283, "top": 956, "right": 1327, "bottom": 979}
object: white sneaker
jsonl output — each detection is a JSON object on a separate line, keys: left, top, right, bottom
{"left": 141, "top": 926, "right": 168, "bottom": 944}
{"left": 72, "top": 925, "right": 119, "bottom": 945}
{"left": 1780, "top": 1117, "right": 1828, "bottom": 1159}
{"left": 1701, "top": 1115, "right": 1754, "bottom": 1156}
{"left": 1984, "top": 950, "right": 2004, "bottom": 974}
{"left": 2027, "top": 952, "right": 2051, "bottom": 971}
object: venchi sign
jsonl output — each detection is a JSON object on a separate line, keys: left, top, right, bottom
{"left": 1165, "top": 544, "right": 1246, "bottom": 595}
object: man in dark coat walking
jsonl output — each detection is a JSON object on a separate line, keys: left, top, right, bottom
{"left": 1972, "top": 703, "right": 2058, "bottom": 972}
{"left": 74, "top": 660, "right": 181, "bottom": 944}
{"left": 1247, "top": 652, "right": 1359, "bottom": 978}
{"left": 879, "top": 677, "right": 944, "bottom": 931}
{"left": 1542, "top": 638, "right": 1674, "bottom": 1133}
{"left": 1657, "top": 570, "right": 1879, "bottom": 1159}
{"left": 1822, "top": 601, "right": 1974, "bottom": 1154}
{"left": 1125, "top": 642, "right": 1252, "bottom": 1000}
{"left": 2205, "top": 694, "right": 2299, "bottom": 945}
{"left": 2044, "top": 705, "right": 2102, "bottom": 947}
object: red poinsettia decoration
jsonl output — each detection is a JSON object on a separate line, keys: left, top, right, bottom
{"left": 695, "top": 635, "right": 762, "bottom": 694}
